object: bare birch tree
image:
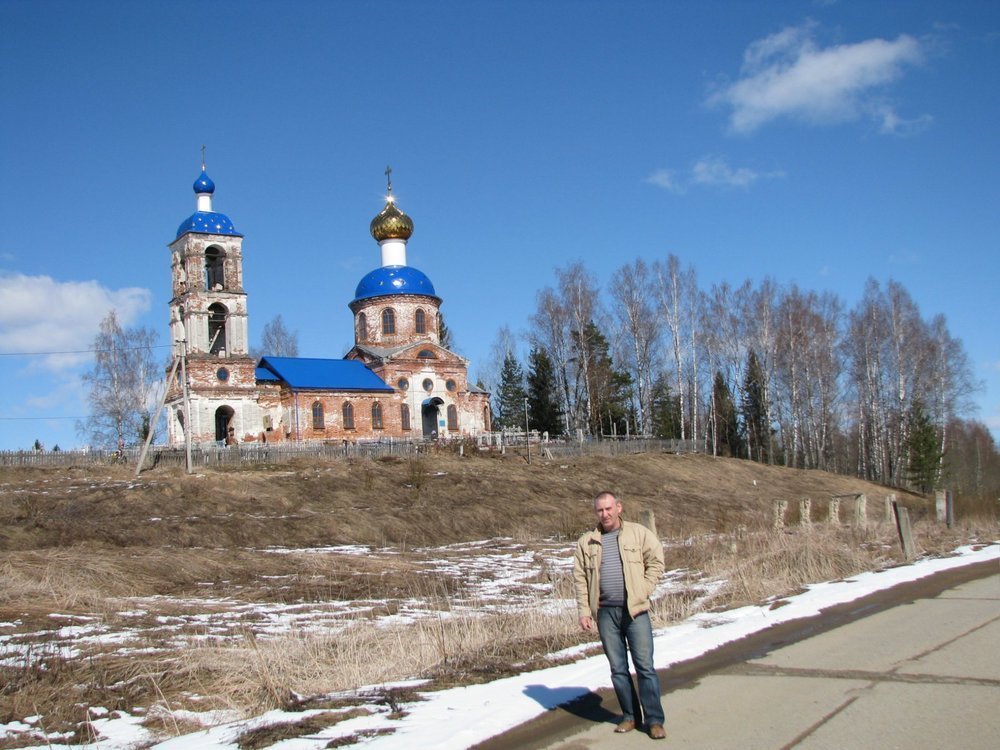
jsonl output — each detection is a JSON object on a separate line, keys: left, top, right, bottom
{"left": 79, "top": 310, "right": 162, "bottom": 449}
{"left": 609, "top": 259, "right": 660, "bottom": 434}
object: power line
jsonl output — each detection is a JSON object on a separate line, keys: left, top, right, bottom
{"left": 0, "top": 416, "right": 88, "bottom": 421}
{"left": 0, "top": 345, "right": 172, "bottom": 357}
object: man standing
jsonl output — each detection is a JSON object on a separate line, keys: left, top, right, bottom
{"left": 574, "top": 491, "right": 666, "bottom": 740}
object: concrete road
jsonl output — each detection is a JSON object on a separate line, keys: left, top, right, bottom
{"left": 478, "top": 559, "right": 999, "bottom": 750}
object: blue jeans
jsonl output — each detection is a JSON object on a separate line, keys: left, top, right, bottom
{"left": 597, "top": 607, "right": 664, "bottom": 726}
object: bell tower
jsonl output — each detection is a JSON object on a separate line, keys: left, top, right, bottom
{"left": 165, "top": 162, "right": 261, "bottom": 445}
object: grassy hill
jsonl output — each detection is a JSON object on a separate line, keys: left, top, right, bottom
{"left": 0, "top": 451, "right": 988, "bottom": 749}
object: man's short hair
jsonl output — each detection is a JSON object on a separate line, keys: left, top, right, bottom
{"left": 594, "top": 490, "right": 618, "bottom": 505}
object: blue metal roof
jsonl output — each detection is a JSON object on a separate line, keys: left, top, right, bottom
{"left": 176, "top": 211, "right": 241, "bottom": 238}
{"left": 255, "top": 365, "right": 281, "bottom": 383}
{"left": 258, "top": 356, "right": 394, "bottom": 392}
{"left": 353, "top": 265, "right": 438, "bottom": 303}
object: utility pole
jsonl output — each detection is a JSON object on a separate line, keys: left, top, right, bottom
{"left": 524, "top": 397, "right": 530, "bottom": 465}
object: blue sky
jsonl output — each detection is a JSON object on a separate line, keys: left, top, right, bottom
{"left": 1, "top": 0, "right": 997, "bottom": 451}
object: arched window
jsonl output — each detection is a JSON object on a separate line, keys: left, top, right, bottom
{"left": 415, "top": 308, "right": 426, "bottom": 334}
{"left": 205, "top": 246, "right": 225, "bottom": 290}
{"left": 371, "top": 402, "right": 383, "bottom": 429}
{"left": 208, "top": 303, "right": 228, "bottom": 355}
{"left": 381, "top": 308, "right": 396, "bottom": 335}
{"left": 401, "top": 404, "right": 411, "bottom": 431}
{"left": 312, "top": 401, "right": 325, "bottom": 430}
{"left": 342, "top": 401, "right": 354, "bottom": 429}
{"left": 357, "top": 312, "right": 367, "bottom": 342}
{"left": 483, "top": 405, "right": 491, "bottom": 432}
{"left": 447, "top": 404, "right": 458, "bottom": 431}
{"left": 418, "top": 349, "right": 436, "bottom": 359}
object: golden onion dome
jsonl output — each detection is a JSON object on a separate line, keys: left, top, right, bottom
{"left": 370, "top": 198, "right": 414, "bottom": 242}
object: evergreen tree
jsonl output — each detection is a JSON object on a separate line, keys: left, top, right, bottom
{"left": 573, "top": 322, "right": 632, "bottom": 435}
{"left": 438, "top": 312, "right": 454, "bottom": 350}
{"left": 711, "top": 371, "right": 744, "bottom": 458}
{"left": 742, "top": 349, "right": 769, "bottom": 463}
{"left": 907, "top": 401, "right": 941, "bottom": 494}
{"left": 496, "top": 352, "right": 527, "bottom": 429}
{"left": 649, "top": 376, "right": 681, "bottom": 439}
{"left": 526, "top": 347, "right": 562, "bottom": 436}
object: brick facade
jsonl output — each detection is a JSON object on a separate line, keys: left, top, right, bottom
{"left": 164, "top": 173, "right": 490, "bottom": 447}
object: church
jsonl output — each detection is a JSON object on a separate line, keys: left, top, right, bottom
{"left": 164, "top": 166, "right": 492, "bottom": 446}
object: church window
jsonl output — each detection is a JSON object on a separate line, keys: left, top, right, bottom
{"left": 447, "top": 404, "right": 458, "bottom": 431}
{"left": 397, "top": 377, "right": 409, "bottom": 391}
{"left": 208, "top": 303, "right": 228, "bottom": 355}
{"left": 312, "top": 401, "right": 325, "bottom": 430}
{"left": 483, "top": 406, "right": 491, "bottom": 431}
{"left": 415, "top": 308, "right": 426, "bottom": 334}
{"left": 205, "top": 246, "right": 225, "bottom": 290}
{"left": 357, "top": 312, "right": 368, "bottom": 342}
{"left": 418, "top": 349, "right": 436, "bottom": 359}
{"left": 382, "top": 308, "right": 396, "bottom": 334}
{"left": 422, "top": 378, "right": 434, "bottom": 392}
{"left": 372, "top": 402, "right": 383, "bottom": 429}
{"left": 401, "top": 404, "right": 411, "bottom": 431}
{"left": 446, "top": 379, "right": 456, "bottom": 391}
{"left": 342, "top": 401, "right": 355, "bottom": 429}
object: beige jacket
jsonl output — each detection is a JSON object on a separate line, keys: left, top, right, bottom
{"left": 574, "top": 519, "right": 665, "bottom": 620}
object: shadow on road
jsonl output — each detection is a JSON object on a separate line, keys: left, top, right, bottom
{"left": 522, "top": 685, "right": 618, "bottom": 725}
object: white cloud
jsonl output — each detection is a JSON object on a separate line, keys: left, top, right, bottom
{"left": 0, "top": 273, "right": 152, "bottom": 370}
{"left": 709, "top": 23, "right": 926, "bottom": 134}
{"left": 644, "top": 168, "right": 683, "bottom": 193}
{"left": 647, "top": 155, "right": 784, "bottom": 193}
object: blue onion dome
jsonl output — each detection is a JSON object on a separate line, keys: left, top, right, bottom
{"left": 353, "top": 265, "right": 438, "bottom": 302}
{"left": 370, "top": 199, "right": 414, "bottom": 242}
{"left": 176, "top": 212, "right": 239, "bottom": 237}
{"left": 193, "top": 169, "right": 216, "bottom": 194}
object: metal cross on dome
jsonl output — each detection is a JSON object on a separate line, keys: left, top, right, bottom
{"left": 385, "top": 165, "right": 393, "bottom": 197}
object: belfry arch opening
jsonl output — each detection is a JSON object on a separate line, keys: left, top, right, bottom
{"left": 205, "top": 246, "right": 225, "bottom": 290}
{"left": 208, "top": 303, "right": 228, "bottom": 355}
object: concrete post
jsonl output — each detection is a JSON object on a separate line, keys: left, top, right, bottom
{"left": 854, "top": 494, "right": 867, "bottom": 528}
{"left": 773, "top": 500, "right": 788, "bottom": 530}
{"left": 892, "top": 501, "right": 916, "bottom": 560}
{"left": 799, "top": 498, "right": 812, "bottom": 527}
{"left": 639, "top": 509, "right": 657, "bottom": 536}
{"left": 828, "top": 497, "right": 841, "bottom": 525}
{"left": 935, "top": 490, "right": 947, "bottom": 522}
{"left": 885, "top": 493, "right": 896, "bottom": 524}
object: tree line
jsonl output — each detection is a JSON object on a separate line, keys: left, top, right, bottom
{"left": 490, "top": 256, "right": 996, "bottom": 498}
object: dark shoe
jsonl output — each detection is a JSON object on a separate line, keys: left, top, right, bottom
{"left": 614, "top": 719, "right": 636, "bottom": 733}
{"left": 648, "top": 723, "right": 666, "bottom": 739}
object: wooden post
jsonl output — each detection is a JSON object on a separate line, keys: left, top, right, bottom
{"left": 828, "top": 497, "right": 841, "bottom": 525}
{"left": 892, "top": 501, "right": 915, "bottom": 560}
{"left": 854, "top": 494, "right": 867, "bottom": 528}
{"left": 638, "top": 509, "right": 657, "bottom": 536}
{"left": 773, "top": 500, "right": 788, "bottom": 530}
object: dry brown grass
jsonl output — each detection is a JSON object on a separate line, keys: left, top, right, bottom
{"left": 1, "top": 452, "right": 993, "bottom": 747}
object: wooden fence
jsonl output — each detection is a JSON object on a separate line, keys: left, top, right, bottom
{"left": 0, "top": 436, "right": 701, "bottom": 470}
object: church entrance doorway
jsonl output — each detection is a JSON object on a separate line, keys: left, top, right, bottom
{"left": 215, "top": 406, "right": 235, "bottom": 445}
{"left": 422, "top": 397, "right": 444, "bottom": 438}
